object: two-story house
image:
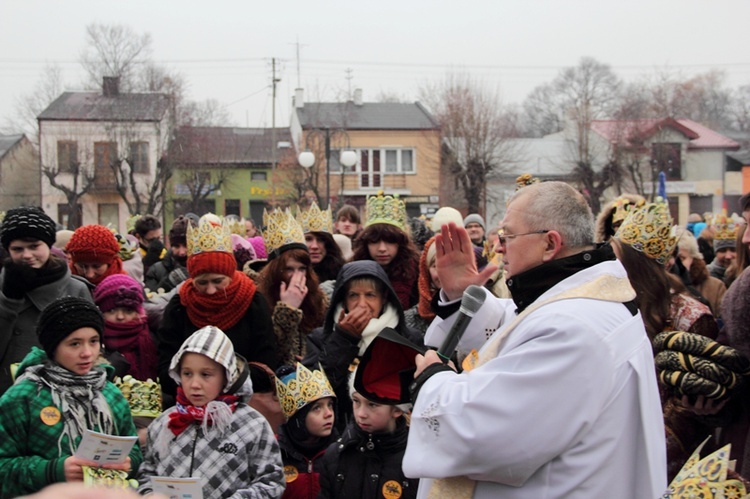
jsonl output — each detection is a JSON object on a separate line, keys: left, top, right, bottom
{"left": 0, "top": 134, "right": 40, "bottom": 211}
{"left": 37, "top": 77, "right": 172, "bottom": 230}
{"left": 290, "top": 89, "right": 442, "bottom": 218}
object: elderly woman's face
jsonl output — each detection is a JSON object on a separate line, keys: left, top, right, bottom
{"left": 193, "top": 273, "right": 231, "bottom": 295}
{"left": 677, "top": 247, "right": 694, "bottom": 271}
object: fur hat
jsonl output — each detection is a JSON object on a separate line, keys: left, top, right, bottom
{"left": 67, "top": 225, "right": 120, "bottom": 264}
{"left": 54, "top": 230, "right": 74, "bottom": 250}
{"left": 0, "top": 206, "right": 57, "bottom": 249}
{"left": 37, "top": 296, "right": 105, "bottom": 358}
{"left": 169, "top": 325, "right": 240, "bottom": 393}
{"left": 169, "top": 216, "right": 191, "bottom": 246}
{"left": 463, "top": 214, "right": 485, "bottom": 230}
{"left": 333, "top": 233, "right": 353, "bottom": 261}
{"left": 93, "top": 274, "right": 145, "bottom": 314}
{"left": 431, "top": 207, "right": 464, "bottom": 232}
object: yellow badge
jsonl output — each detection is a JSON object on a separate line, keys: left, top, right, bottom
{"left": 382, "top": 480, "right": 403, "bottom": 499}
{"left": 284, "top": 465, "right": 299, "bottom": 483}
{"left": 40, "top": 406, "right": 61, "bottom": 426}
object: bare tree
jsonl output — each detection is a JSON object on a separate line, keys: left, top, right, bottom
{"left": 2, "top": 65, "right": 64, "bottom": 143}
{"left": 79, "top": 23, "right": 152, "bottom": 92}
{"left": 40, "top": 136, "right": 95, "bottom": 229}
{"left": 420, "top": 73, "right": 519, "bottom": 215}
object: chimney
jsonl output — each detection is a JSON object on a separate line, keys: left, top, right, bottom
{"left": 103, "top": 76, "right": 120, "bottom": 97}
{"left": 353, "top": 88, "right": 363, "bottom": 106}
{"left": 294, "top": 88, "right": 304, "bottom": 109}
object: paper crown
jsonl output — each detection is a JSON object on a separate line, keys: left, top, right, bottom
{"left": 186, "top": 214, "right": 233, "bottom": 257}
{"left": 515, "top": 173, "right": 540, "bottom": 191}
{"left": 712, "top": 212, "right": 739, "bottom": 242}
{"left": 611, "top": 195, "right": 646, "bottom": 225}
{"left": 125, "top": 214, "right": 141, "bottom": 234}
{"left": 661, "top": 438, "right": 749, "bottom": 498}
{"left": 365, "top": 191, "right": 407, "bottom": 230}
{"left": 296, "top": 201, "right": 333, "bottom": 234}
{"left": 114, "top": 375, "right": 162, "bottom": 418}
{"left": 275, "top": 363, "right": 336, "bottom": 419}
{"left": 614, "top": 199, "right": 677, "bottom": 265}
{"left": 263, "top": 208, "right": 306, "bottom": 260}
{"left": 225, "top": 218, "right": 245, "bottom": 237}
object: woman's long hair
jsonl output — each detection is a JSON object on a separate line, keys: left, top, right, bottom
{"left": 612, "top": 239, "right": 672, "bottom": 339}
{"left": 257, "top": 248, "right": 326, "bottom": 333}
{"left": 352, "top": 223, "right": 419, "bottom": 282}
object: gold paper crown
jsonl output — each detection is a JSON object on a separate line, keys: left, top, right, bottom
{"left": 712, "top": 212, "right": 739, "bottom": 242}
{"left": 614, "top": 199, "right": 677, "bottom": 265}
{"left": 296, "top": 201, "right": 333, "bottom": 234}
{"left": 515, "top": 173, "right": 540, "bottom": 191}
{"left": 661, "top": 438, "right": 749, "bottom": 498}
{"left": 275, "top": 363, "right": 336, "bottom": 419}
{"left": 263, "top": 208, "right": 306, "bottom": 259}
{"left": 365, "top": 190, "right": 407, "bottom": 230}
{"left": 226, "top": 218, "right": 246, "bottom": 237}
{"left": 125, "top": 214, "right": 141, "bottom": 234}
{"left": 186, "top": 213, "right": 233, "bottom": 257}
{"left": 611, "top": 195, "right": 646, "bottom": 225}
{"left": 114, "top": 375, "right": 162, "bottom": 418}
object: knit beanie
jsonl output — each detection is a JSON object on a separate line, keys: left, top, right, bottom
{"left": 37, "top": 296, "right": 105, "bottom": 359}
{"left": 248, "top": 236, "right": 267, "bottom": 259}
{"left": 463, "top": 213, "right": 486, "bottom": 230}
{"left": 187, "top": 252, "right": 236, "bottom": 278}
{"left": 169, "top": 325, "right": 239, "bottom": 393}
{"left": 93, "top": 274, "right": 145, "bottom": 314}
{"left": 67, "top": 225, "right": 120, "bottom": 264}
{"left": 0, "top": 206, "right": 57, "bottom": 249}
{"left": 431, "top": 207, "right": 464, "bottom": 232}
{"left": 169, "top": 216, "right": 190, "bottom": 246}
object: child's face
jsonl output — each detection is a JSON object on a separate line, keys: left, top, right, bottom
{"left": 53, "top": 327, "right": 101, "bottom": 375}
{"left": 179, "top": 352, "right": 226, "bottom": 407}
{"left": 304, "top": 397, "right": 335, "bottom": 438}
{"left": 102, "top": 307, "right": 141, "bottom": 323}
{"left": 351, "top": 391, "right": 402, "bottom": 434}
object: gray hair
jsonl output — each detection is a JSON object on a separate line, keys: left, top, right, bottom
{"left": 508, "top": 182, "right": 594, "bottom": 249}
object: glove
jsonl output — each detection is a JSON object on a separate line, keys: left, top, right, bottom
{"left": 2, "top": 261, "right": 38, "bottom": 299}
{"left": 142, "top": 238, "right": 165, "bottom": 268}
{"left": 167, "top": 267, "right": 189, "bottom": 288}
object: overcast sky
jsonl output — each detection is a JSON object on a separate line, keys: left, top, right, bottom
{"left": 2, "top": 0, "right": 749, "bottom": 131}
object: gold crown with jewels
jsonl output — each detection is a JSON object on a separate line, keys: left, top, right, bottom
{"left": 296, "top": 201, "right": 333, "bottom": 234}
{"left": 611, "top": 195, "right": 646, "bottom": 225}
{"left": 263, "top": 208, "right": 306, "bottom": 260}
{"left": 186, "top": 213, "right": 233, "bottom": 257}
{"left": 365, "top": 190, "right": 407, "bottom": 231}
{"left": 661, "top": 438, "right": 749, "bottom": 498}
{"left": 712, "top": 212, "right": 739, "bottom": 243}
{"left": 614, "top": 198, "right": 678, "bottom": 265}
{"left": 275, "top": 363, "right": 336, "bottom": 419}
{"left": 114, "top": 375, "right": 162, "bottom": 418}
{"left": 515, "top": 173, "right": 540, "bottom": 191}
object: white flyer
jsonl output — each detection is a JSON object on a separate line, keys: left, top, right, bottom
{"left": 150, "top": 476, "right": 204, "bottom": 499}
{"left": 74, "top": 429, "right": 137, "bottom": 464}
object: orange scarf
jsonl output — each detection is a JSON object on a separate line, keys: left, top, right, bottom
{"left": 179, "top": 270, "right": 257, "bottom": 331}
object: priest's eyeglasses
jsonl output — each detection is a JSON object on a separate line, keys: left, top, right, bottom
{"left": 497, "top": 229, "right": 549, "bottom": 246}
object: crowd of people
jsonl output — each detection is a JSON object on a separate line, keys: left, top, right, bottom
{"left": 0, "top": 182, "right": 748, "bottom": 498}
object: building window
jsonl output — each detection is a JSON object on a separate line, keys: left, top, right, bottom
{"left": 345, "top": 148, "right": 415, "bottom": 175}
{"left": 651, "top": 143, "right": 681, "bottom": 181}
{"left": 98, "top": 204, "right": 119, "bottom": 228}
{"left": 250, "top": 171, "right": 267, "bottom": 181}
{"left": 129, "top": 142, "right": 149, "bottom": 173}
{"left": 57, "top": 141, "right": 78, "bottom": 172}
{"left": 57, "top": 203, "right": 82, "bottom": 229}
{"left": 225, "top": 199, "right": 240, "bottom": 217}
{"left": 94, "top": 142, "right": 117, "bottom": 169}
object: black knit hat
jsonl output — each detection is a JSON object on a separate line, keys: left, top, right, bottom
{"left": 0, "top": 206, "right": 57, "bottom": 249}
{"left": 37, "top": 296, "right": 105, "bottom": 358}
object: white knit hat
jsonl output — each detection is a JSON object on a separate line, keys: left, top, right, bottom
{"left": 431, "top": 207, "right": 464, "bottom": 232}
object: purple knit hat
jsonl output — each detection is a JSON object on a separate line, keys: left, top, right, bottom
{"left": 93, "top": 274, "right": 145, "bottom": 314}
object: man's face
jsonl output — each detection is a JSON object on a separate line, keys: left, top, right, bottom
{"left": 8, "top": 239, "right": 50, "bottom": 268}
{"left": 499, "top": 194, "right": 548, "bottom": 278}
{"left": 138, "top": 228, "right": 162, "bottom": 249}
{"left": 305, "top": 233, "right": 327, "bottom": 264}
{"left": 715, "top": 248, "right": 735, "bottom": 268}
{"left": 465, "top": 222, "right": 485, "bottom": 245}
{"left": 742, "top": 210, "right": 750, "bottom": 250}
{"left": 171, "top": 243, "right": 188, "bottom": 265}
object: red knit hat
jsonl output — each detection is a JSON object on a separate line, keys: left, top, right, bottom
{"left": 187, "top": 251, "right": 236, "bottom": 278}
{"left": 67, "top": 225, "right": 120, "bottom": 264}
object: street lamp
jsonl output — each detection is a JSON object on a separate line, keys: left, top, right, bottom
{"left": 298, "top": 128, "right": 357, "bottom": 209}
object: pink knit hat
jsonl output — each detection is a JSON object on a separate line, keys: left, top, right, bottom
{"left": 248, "top": 236, "right": 267, "bottom": 259}
{"left": 93, "top": 274, "right": 145, "bottom": 314}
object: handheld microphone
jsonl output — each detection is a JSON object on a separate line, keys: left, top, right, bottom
{"left": 436, "top": 285, "right": 487, "bottom": 363}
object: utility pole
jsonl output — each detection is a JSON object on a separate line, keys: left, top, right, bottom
{"left": 345, "top": 68, "right": 354, "bottom": 100}
{"left": 270, "top": 58, "right": 281, "bottom": 205}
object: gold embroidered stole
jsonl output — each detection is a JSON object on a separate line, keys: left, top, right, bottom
{"left": 427, "top": 273, "right": 636, "bottom": 499}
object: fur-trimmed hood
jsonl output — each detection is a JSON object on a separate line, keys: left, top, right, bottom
{"left": 595, "top": 193, "right": 646, "bottom": 243}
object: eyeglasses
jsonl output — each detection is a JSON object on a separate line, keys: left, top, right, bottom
{"left": 497, "top": 230, "right": 549, "bottom": 246}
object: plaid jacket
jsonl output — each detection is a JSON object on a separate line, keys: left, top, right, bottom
{"left": 0, "top": 350, "right": 143, "bottom": 498}
{"left": 137, "top": 404, "right": 285, "bottom": 499}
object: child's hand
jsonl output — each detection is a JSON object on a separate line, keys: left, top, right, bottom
{"left": 101, "top": 456, "right": 132, "bottom": 472}
{"left": 63, "top": 456, "right": 97, "bottom": 482}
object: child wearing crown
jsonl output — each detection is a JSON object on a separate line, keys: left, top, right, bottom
{"left": 275, "top": 363, "right": 337, "bottom": 498}
{"left": 318, "top": 367, "right": 418, "bottom": 499}
{"left": 137, "top": 326, "right": 285, "bottom": 498}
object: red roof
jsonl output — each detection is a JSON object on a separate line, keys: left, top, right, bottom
{"left": 590, "top": 118, "right": 739, "bottom": 150}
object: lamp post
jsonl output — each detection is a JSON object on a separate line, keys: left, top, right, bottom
{"left": 298, "top": 127, "right": 357, "bottom": 210}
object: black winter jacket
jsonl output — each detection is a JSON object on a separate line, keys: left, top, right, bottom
{"left": 144, "top": 251, "right": 186, "bottom": 293}
{"left": 318, "top": 418, "right": 418, "bottom": 499}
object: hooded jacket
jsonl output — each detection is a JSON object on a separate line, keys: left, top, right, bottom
{"left": 303, "top": 261, "right": 421, "bottom": 430}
